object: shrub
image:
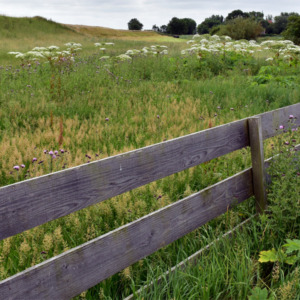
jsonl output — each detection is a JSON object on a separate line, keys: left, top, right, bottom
{"left": 283, "top": 15, "right": 300, "bottom": 45}
{"left": 128, "top": 18, "right": 143, "bottom": 30}
{"left": 218, "top": 18, "right": 263, "bottom": 40}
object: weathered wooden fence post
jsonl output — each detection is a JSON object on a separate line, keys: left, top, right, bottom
{"left": 248, "top": 117, "right": 267, "bottom": 213}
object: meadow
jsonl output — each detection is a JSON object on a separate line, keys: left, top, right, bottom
{"left": 0, "top": 16, "right": 299, "bottom": 299}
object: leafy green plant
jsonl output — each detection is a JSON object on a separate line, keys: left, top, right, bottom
{"left": 248, "top": 287, "right": 271, "bottom": 300}
{"left": 259, "top": 239, "right": 300, "bottom": 265}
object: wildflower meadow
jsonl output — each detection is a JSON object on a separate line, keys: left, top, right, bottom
{"left": 0, "top": 19, "right": 299, "bottom": 299}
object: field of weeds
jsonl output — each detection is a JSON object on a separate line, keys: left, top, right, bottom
{"left": 0, "top": 17, "right": 299, "bottom": 299}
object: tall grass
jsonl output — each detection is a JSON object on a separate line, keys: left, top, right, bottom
{"left": 0, "top": 18, "right": 299, "bottom": 299}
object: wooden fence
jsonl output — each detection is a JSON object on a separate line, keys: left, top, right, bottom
{"left": 0, "top": 103, "right": 299, "bottom": 299}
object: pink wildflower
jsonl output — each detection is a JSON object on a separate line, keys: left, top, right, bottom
{"left": 13, "top": 165, "right": 20, "bottom": 171}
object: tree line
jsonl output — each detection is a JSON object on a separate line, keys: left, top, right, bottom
{"left": 128, "top": 9, "right": 300, "bottom": 43}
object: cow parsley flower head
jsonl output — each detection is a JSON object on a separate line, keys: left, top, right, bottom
{"left": 116, "top": 54, "right": 132, "bottom": 61}
{"left": 48, "top": 45, "right": 60, "bottom": 51}
{"left": 100, "top": 56, "right": 110, "bottom": 60}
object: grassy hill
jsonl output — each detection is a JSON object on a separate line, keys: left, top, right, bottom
{"left": 0, "top": 15, "right": 183, "bottom": 65}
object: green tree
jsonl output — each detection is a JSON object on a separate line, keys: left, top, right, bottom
{"left": 283, "top": 15, "right": 300, "bottom": 44}
{"left": 166, "top": 17, "right": 196, "bottom": 35}
{"left": 128, "top": 18, "right": 143, "bottom": 30}
{"left": 248, "top": 11, "right": 264, "bottom": 22}
{"left": 274, "top": 12, "right": 299, "bottom": 34}
{"left": 182, "top": 18, "right": 197, "bottom": 34}
{"left": 167, "top": 17, "right": 186, "bottom": 35}
{"left": 226, "top": 9, "right": 249, "bottom": 22}
{"left": 197, "top": 15, "right": 224, "bottom": 34}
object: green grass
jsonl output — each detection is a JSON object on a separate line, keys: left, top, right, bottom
{"left": 0, "top": 16, "right": 299, "bottom": 299}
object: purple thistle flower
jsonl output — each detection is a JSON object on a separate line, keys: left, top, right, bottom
{"left": 13, "top": 165, "right": 20, "bottom": 171}
{"left": 52, "top": 155, "right": 56, "bottom": 159}
{"left": 54, "top": 150, "right": 58, "bottom": 155}
{"left": 284, "top": 141, "right": 290, "bottom": 145}
{"left": 279, "top": 125, "right": 284, "bottom": 129}
{"left": 157, "top": 115, "right": 160, "bottom": 119}
{"left": 105, "top": 117, "right": 109, "bottom": 121}
{"left": 289, "top": 114, "right": 294, "bottom": 119}
{"left": 60, "top": 149, "right": 65, "bottom": 153}
{"left": 49, "top": 150, "right": 54, "bottom": 156}
{"left": 43, "top": 149, "right": 47, "bottom": 154}
{"left": 32, "top": 157, "right": 37, "bottom": 162}
{"left": 21, "top": 164, "right": 25, "bottom": 168}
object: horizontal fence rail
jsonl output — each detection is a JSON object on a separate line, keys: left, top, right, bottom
{"left": 125, "top": 144, "right": 300, "bottom": 300}
{"left": 0, "top": 103, "right": 299, "bottom": 299}
{"left": 0, "top": 168, "right": 254, "bottom": 299}
{"left": 0, "top": 103, "right": 299, "bottom": 240}
{"left": 124, "top": 215, "right": 256, "bottom": 300}
{"left": 2, "top": 144, "right": 299, "bottom": 300}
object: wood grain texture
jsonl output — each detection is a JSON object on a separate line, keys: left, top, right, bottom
{"left": 0, "top": 103, "right": 299, "bottom": 240}
{"left": 0, "top": 118, "right": 249, "bottom": 240}
{"left": 0, "top": 169, "right": 253, "bottom": 300}
{"left": 259, "top": 102, "right": 300, "bottom": 139}
{"left": 248, "top": 117, "right": 267, "bottom": 213}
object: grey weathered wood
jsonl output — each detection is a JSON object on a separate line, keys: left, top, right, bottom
{"left": 248, "top": 117, "right": 267, "bottom": 213}
{"left": 0, "top": 169, "right": 253, "bottom": 300}
{"left": 124, "top": 215, "right": 256, "bottom": 300}
{"left": 259, "top": 102, "right": 300, "bottom": 139}
{"left": 0, "top": 119, "right": 250, "bottom": 240}
{"left": 0, "top": 103, "right": 299, "bottom": 240}
{"left": 125, "top": 143, "right": 300, "bottom": 299}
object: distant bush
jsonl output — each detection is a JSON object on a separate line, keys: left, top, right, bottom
{"left": 283, "top": 15, "right": 300, "bottom": 45}
{"left": 218, "top": 18, "right": 263, "bottom": 40}
{"left": 128, "top": 18, "right": 143, "bottom": 30}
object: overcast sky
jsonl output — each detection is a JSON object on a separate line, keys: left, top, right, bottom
{"left": 1, "top": 0, "right": 299, "bottom": 30}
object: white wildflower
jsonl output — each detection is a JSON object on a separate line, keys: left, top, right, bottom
{"left": 48, "top": 46, "right": 60, "bottom": 51}
{"left": 100, "top": 56, "right": 110, "bottom": 60}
